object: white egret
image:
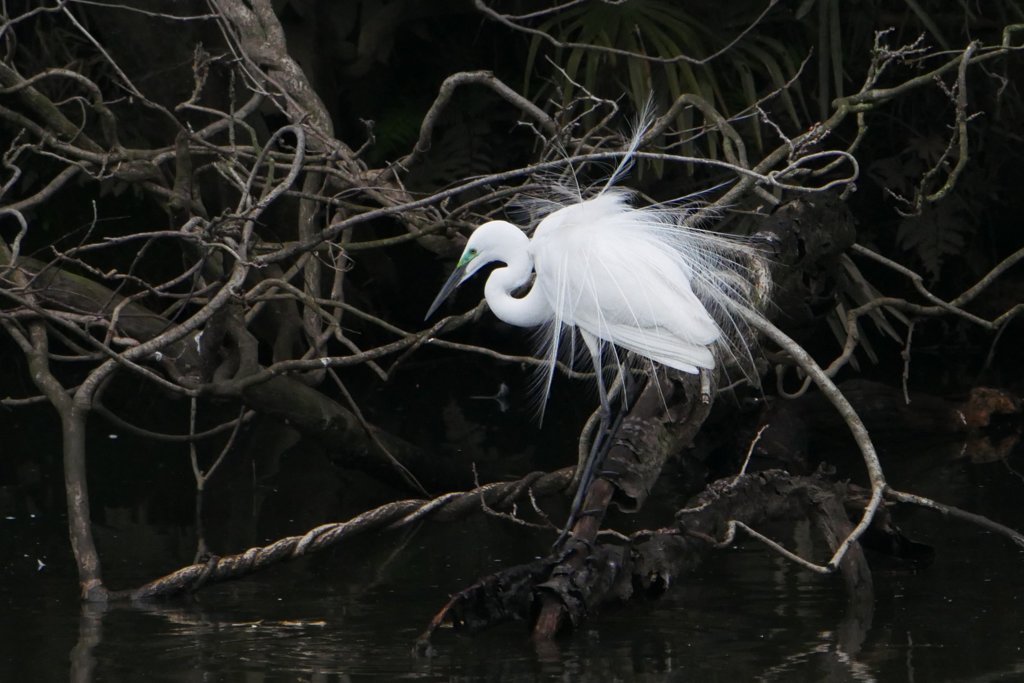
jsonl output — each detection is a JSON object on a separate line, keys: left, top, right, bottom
{"left": 426, "top": 165, "right": 768, "bottom": 544}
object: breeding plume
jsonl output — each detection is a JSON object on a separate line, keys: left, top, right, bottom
{"left": 426, "top": 181, "right": 767, "bottom": 541}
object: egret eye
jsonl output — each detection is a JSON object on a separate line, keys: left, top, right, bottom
{"left": 459, "top": 248, "right": 478, "bottom": 267}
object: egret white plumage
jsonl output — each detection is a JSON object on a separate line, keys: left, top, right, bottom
{"left": 426, "top": 158, "right": 768, "bottom": 544}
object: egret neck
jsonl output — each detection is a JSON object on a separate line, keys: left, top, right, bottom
{"left": 480, "top": 226, "right": 552, "bottom": 327}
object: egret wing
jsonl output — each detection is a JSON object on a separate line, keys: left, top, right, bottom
{"left": 532, "top": 197, "right": 719, "bottom": 343}
{"left": 527, "top": 191, "right": 729, "bottom": 404}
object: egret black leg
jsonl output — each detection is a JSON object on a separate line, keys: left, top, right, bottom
{"left": 553, "top": 409, "right": 611, "bottom": 550}
{"left": 553, "top": 367, "right": 644, "bottom": 551}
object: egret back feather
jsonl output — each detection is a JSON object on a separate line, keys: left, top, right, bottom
{"left": 427, "top": 130, "right": 771, "bottom": 420}
{"left": 524, "top": 189, "right": 760, "bottom": 413}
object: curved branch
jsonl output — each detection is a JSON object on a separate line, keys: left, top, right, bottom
{"left": 736, "top": 305, "right": 886, "bottom": 572}
{"left": 125, "top": 468, "right": 573, "bottom": 600}
{"left": 398, "top": 71, "right": 558, "bottom": 171}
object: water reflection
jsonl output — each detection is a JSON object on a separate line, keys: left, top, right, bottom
{"left": 52, "top": 530, "right": 1022, "bottom": 682}
{"left": 2, "top": 433, "right": 1022, "bottom": 680}
{"left": 70, "top": 602, "right": 102, "bottom": 683}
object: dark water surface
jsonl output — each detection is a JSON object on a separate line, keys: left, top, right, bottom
{"left": 2, "top": 427, "right": 1023, "bottom": 681}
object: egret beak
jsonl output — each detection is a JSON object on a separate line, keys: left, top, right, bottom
{"left": 425, "top": 262, "right": 468, "bottom": 320}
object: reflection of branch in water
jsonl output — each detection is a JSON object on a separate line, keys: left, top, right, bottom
{"left": 70, "top": 602, "right": 104, "bottom": 683}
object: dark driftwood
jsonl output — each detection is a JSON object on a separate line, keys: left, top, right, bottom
{"left": 417, "top": 470, "right": 879, "bottom": 648}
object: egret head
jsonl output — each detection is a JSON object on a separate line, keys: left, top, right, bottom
{"left": 425, "top": 220, "right": 527, "bottom": 320}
